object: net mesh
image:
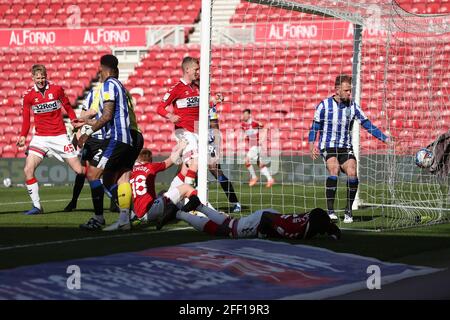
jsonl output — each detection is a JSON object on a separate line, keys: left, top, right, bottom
{"left": 206, "top": 0, "right": 450, "bottom": 230}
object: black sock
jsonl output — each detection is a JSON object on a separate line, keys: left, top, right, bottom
{"left": 182, "top": 195, "right": 201, "bottom": 212}
{"left": 347, "top": 177, "right": 359, "bottom": 214}
{"left": 326, "top": 176, "right": 338, "bottom": 212}
{"left": 71, "top": 174, "right": 85, "bottom": 204}
{"left": 109, "top": 184, "right": 119, "bottom": 211}
{"left": 219, "top": 174, "right": 239, "bottom": 203}
{"left": 89, "top": 180, "right": 104, "bottom": 217}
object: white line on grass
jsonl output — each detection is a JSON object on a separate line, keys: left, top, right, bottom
{"left": 0, "top": 226, "right": 193, "bottom": 251}
{"left": 0, "top": 197, "right": 93, "bottom": 206}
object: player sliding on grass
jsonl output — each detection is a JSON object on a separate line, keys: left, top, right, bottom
{"left": 126, "top": 142, "right": 186, "bottom": 226}
{"left": 148, "top": 184, "right": 341, "bottom": 240}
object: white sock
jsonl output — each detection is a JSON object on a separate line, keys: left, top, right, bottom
{"left": 176, "top": 210, "right": 208, "bottom": 232}
{"left": 260, "top": 166, "right": 272, "bottom": 180}
{"left": 169, "top": 175, "right": 184, "bottom": 189}
{"left": 119, "top": 209, "right": 130, "bottom": 224}
{"left": 197, "top": 204, "right": 228, "bottom": 224}
{"left": 164, "top": 187, "right": 182, "bottom": 205}
{"left": 185, "top": 176, "right": 195, "bottom": 186}
{"left": 26, "top": 181, "right": 41, "bottom": 209}
{"left": 247, "top": 165, "right": 257, "bottom": 179}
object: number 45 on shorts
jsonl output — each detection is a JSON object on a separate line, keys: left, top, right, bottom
{"left": 64, "top": 144, "right": 75, "bottom": 153}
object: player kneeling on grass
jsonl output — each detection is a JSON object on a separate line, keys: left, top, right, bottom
{"left": 149, "top": 184, "right": 340, "bottom": 240}
{"left": 110, "top": 140, "right": 187, "bottom": 229}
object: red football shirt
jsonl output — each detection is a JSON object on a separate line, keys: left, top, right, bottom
{"left": 130, "top": 161, "right": 167, "bottom": 218}
{"left": 265, "top": 214, "right": 310, "bottom": 239}
{"left": 20, "top": 82, "right": 76, "bottom": 137}
{"left": 241, "top": 118, "right": 261, "bottom": 148}
{"left": 157, "top": 78, "right": 199, "bottom": 133}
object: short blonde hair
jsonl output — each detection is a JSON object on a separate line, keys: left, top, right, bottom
{"left": 31, "top": 64, "right": 47, "bottom": 76}
{"left": 181, "top": 56, "right": 199, "bottom": 71}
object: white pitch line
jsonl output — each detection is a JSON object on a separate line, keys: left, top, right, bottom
{"left": 0, "top": 226, "right": 193, "bottom": 251}
{"left": 0, "top": 197, "right": 93, "bottom": 206}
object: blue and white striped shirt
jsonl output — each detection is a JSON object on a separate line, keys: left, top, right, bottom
{"left": 100, "top": 77, "right": 132, "bottom": 146}
{"left": 82, "top": 84, "right": 110, "bottom": 140}
{"left": 312, "top": 97, "right": 368, "bottom": 150}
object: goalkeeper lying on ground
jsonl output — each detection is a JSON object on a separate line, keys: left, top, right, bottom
{"left": 147, "top": 184, "right": 341, "bottom": 240}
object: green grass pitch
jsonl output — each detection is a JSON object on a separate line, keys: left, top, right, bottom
{"left": 1, "top": 184, "right": 450, "bottom": 270}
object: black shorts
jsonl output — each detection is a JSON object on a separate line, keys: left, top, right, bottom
{"left": 81, "top": 137, "right": 109, "bottom": 167}
{"left": 321, "top": 147, "right": 356, "bottom": 165}
{"left": 98, "top": 140, "right": 134, "bottom": 171}
{"left": 128, "top": 130, "right": 144, "bottom": 170}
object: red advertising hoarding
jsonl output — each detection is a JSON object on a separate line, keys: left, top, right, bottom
{"left": 255, "top": 20, "right": 389, "bottom": 42}
{"left": 0, "top": 27, "right": 147, "bottom": 47}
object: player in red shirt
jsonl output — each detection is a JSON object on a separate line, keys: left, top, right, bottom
{"left": 157, "top": 56, "right": 200, "bottom": 188}
{"left": 241, "top": 109, "right": 275, "bottom": 188}
{"left": 130, "top": 140, "right": 186, "bottom": 222}
{"left": 150, "top": 183, "right": 340, "bottom": 240}
{"left": 16, "top": 64, "right": 84, "bottom": 215}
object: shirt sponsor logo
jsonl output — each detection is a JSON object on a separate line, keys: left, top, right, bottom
{"left": 32, "top": 100, "right": 61, "bottom": 114}
{"left": 176, "top": 96, "right": 200, "bottom": 109}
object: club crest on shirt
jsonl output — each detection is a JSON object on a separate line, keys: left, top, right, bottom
{"left": 345, "top": 108, "right": 351, "bottom": 117}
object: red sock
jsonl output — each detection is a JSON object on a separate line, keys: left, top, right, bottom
{"left": 177, "top": 172, "right": 185, "bottom": 182}
{"left": 203, "top": 220, "right": 219, "bottom": 235}
{"left": 186, "top": 170, "right": 196, "bottom": 179}
{"left": 26, "top": 178, "right": 37, "bottom": 185}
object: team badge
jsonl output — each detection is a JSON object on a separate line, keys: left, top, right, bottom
{"left": 345, "top": 108, "right": 351, "bottom": 117}
{"left": 48, "top": 93, "right": 54, "bottom": 99}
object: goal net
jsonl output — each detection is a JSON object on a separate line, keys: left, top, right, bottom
{"left": 201, "top": 0, "right": 450, "bottom": 230}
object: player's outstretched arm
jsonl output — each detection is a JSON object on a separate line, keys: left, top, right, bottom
{"left": 79, "top": 108, "right": 98, "bottom": 120}
{"left": 163, "top": 139, "right": 188, "bottom": 168}
{"left": 360, "top": 119, "right": 389, "bottom": 143}
{"left": 73, "top": 102, "right": 114, "bottom": 148}
{"left": 210, "top": 93, "right": 224, "bottom": 106}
